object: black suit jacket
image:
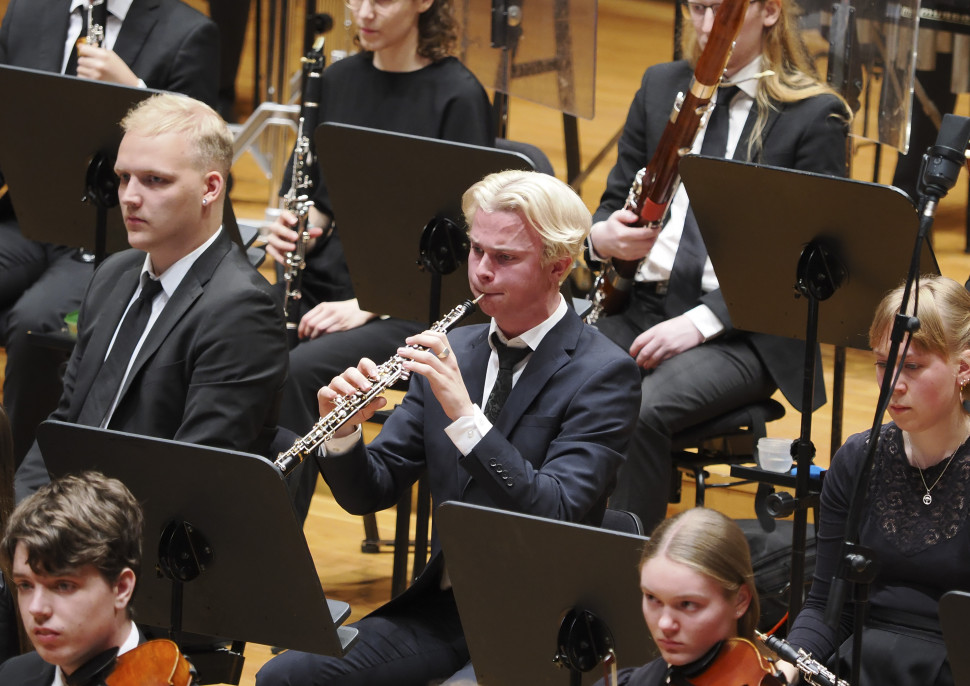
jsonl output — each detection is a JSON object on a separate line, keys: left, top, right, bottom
{"left": 0, "top": 650, "right": 55, "bottom": 686}
{"left": 321, "top": 308, "right": 642, "bottom": 610}
{"left": 0, "top": 628, "right": 148, "bottom": 685}
{"left": 593, "top": 60, "right": 849, "bottom": 411}
{"left": 0, "top": 0, "right": 219, "bottom": 106}
{"left": 14, "top": 230, "right": 288, "bottom": 499}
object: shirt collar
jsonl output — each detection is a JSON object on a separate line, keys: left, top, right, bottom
{"left": 52, "top": 621, "right": 139, "bottom": 686}
{"left": 722, "top": 56, "right": 765, "bottom": 100}
{"left": 69, "top": 0, "right": 132, "bottom": 21}
{"left": 488, "top": 293, "right": 568, "bottom": 351}
{"left": 141, "top": 227, "right": 223, "bottom": 299}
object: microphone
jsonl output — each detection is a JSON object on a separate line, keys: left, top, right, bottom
{"left": 917, "top": 113, "right": 970, "bottom": 202}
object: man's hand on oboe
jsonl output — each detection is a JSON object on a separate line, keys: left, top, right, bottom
{"left": 317, "top": 359, "right": 388, "bottom": 438}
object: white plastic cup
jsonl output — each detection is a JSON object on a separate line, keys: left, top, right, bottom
{"left": 757, "top": 437, "right": 793, "bottom": 473}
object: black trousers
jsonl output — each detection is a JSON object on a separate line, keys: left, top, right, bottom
{"left": 255, "top": 588, "right": 469, "bottom": 686}
{"left": 594, "top": 285, "right": 776, "bottom": 533}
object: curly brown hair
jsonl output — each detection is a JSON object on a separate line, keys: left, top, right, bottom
{"left": 354, "top": 0, "right": 458, "bottom": 61}
{"left": 417, "top": 0, "right": 459, "bottom": 60}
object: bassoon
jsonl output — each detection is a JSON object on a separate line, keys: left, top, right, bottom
{"left": 585, "top": 0, "right": 749, "bottom": 323}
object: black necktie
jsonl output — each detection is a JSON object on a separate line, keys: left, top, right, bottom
{"left": 483, "top": 333, "right": 531, "bottom": 423}
{"left": 664, "top": 85, "right": 740, "bottom": 317}
{"left": 77, "top": 274, "right": 164, "bottom": 426}
{"left": 64, "top": 6, "right": 88, "bottom": 76}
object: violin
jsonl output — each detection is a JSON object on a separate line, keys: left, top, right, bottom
{"left": 682, "top": 638, "right": 785, "bottom": 686}
{"left": 104, "top": 639, "right": 195, "bottom": 686}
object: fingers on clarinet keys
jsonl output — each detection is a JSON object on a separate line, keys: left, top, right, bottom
{"left": 437, "top": 347, "right": 451, "bottom": 360}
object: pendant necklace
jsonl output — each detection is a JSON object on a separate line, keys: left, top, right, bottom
{"left": 916, "top": 448, "right": 959, "bottom": 505}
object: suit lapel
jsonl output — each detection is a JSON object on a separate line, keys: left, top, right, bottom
{"left": 38, "top": 0, "right": 75, "bottom": 73}
{"left": 114, "top": 231, "right": 232, "bottom": 404}
{"left": 732, "top": 103, "right": 780, "bottom": 164}
{"left": 112, "top": 0, "right": 160, "bottom": 68}
{"left": 493, "top": 313, "right": 580, "bottom": 432}
{"left": 457, "top": 313, "right": 583, "bottom": 497}
{"left": 70, "top": 262, "right": 141, "bottom": 416}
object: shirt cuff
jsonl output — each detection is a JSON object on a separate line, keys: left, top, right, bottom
{"left": 320, "top": 424, "right": 362, "bottom": 457}
{"left": 586, "top": 233, "right": 605, "bottom": 263}
{"left": 444, "top": 405, "right": 492, "bottom": 455}
{"left": 684, "top": 304, "right": 725, "bottom": 341}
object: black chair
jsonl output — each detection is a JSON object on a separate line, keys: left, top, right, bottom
{"left": 601, "top": 508, "right": 645, "bottom": 536}
{"left": 669, "top": 399, "right": 787, "bottom": 506}
{"left": 495, "top": 138, "right": 555, "bottom": 176}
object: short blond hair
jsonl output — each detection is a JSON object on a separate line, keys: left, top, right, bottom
{"left": 121, "top": 93, "right": 232, "bottom": 177}
{"left": 462, "top": 170, "right": 590, "bottom": 272}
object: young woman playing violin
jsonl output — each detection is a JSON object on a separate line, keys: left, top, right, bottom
{"left": 596, "top": 508, "right": 782, "bottom": 686}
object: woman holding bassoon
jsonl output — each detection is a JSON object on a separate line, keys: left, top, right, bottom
{"left": 588, "top": 0, "right": 851, "bottom": 534}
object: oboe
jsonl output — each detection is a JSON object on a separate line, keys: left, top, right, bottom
{"left": 282, "top": 27, "right": 329, "bottom": 342}
{"left": 757, "top": 632, "right": 850, "bottom": 686}
{"left": 275, "top": 294, "right": 484, "bottom": 475}
{"left": 84, "top": 0, "right": 106, "bottom": 48}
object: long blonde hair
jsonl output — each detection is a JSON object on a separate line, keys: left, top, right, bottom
{"left": 641, "top": 508, "right": 760, "bottom": 639}
{"left": 680, "top": 0, "right": 851, "bottom": 161}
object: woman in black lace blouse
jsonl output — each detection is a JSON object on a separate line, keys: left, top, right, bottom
{"left": 784, "top": 275, "right": 970, "bottom": 686}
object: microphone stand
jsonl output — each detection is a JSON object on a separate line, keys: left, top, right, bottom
{"left": 821, "top": 113, "right": 970, "bottom": 686}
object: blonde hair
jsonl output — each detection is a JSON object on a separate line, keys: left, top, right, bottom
{"left": 870, "top": 275, "right": 970, "bottom": 364}
{"left": 679, "top": 0, "right": 851, "bottom": 160}
{"left": 121, "top": 93, "right": 233, "bottom": 178}
{"left": 462, "top": 170, "right": 590, "bottom": 275}
{"left": 641, "top": 508, "right": 760, "bottom": 640}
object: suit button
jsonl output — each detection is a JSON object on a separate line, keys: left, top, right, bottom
{"left": 506, "top": 480, "right": 514, "bottom": 487}
{"left": 488, "top": 458, "right": 497, "bottom": 467}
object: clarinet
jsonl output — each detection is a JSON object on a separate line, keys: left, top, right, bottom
{"left": 757, "top": 632, "right": 850, "bottom": 686}
{"left": 275, "top": 294, "right": 484, "bottom": 475}
{"left": 282, "top": 30, "right": 328, "bottom": 344}
{"left": 584, "top": 0, "right": 748, "bottom": 324}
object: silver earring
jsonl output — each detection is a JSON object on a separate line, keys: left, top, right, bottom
{"left": 202, "top": 198, "right": 208, "bottom": 206}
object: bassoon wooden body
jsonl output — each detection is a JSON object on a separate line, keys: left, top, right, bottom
{"left": 586, "top": 0, "right": 750, "bottom": 323}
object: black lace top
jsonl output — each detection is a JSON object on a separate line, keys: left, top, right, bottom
{"left": 788, "top": 423, "right": 970, "bottom": 661}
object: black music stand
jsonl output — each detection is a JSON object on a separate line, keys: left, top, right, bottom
{"left": 940, "top": 591, "right": 970, "bottom": 686}
{"left": 0, "top": 65, "right": 241, "bottom": 262}
{"left": 436, "top": 502, "right": 656, "bottom": 686}
{"left": 36, "top": 420, "right": 357, "bottom": 683}
{"left": 679, "top": 155, "right": 938, "bottom": 627}
{"left": 317, "top": 122, "right": 536, "bottom": 325}
{"left": 315, "top": 123, "right": 536, "bottom": 593}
